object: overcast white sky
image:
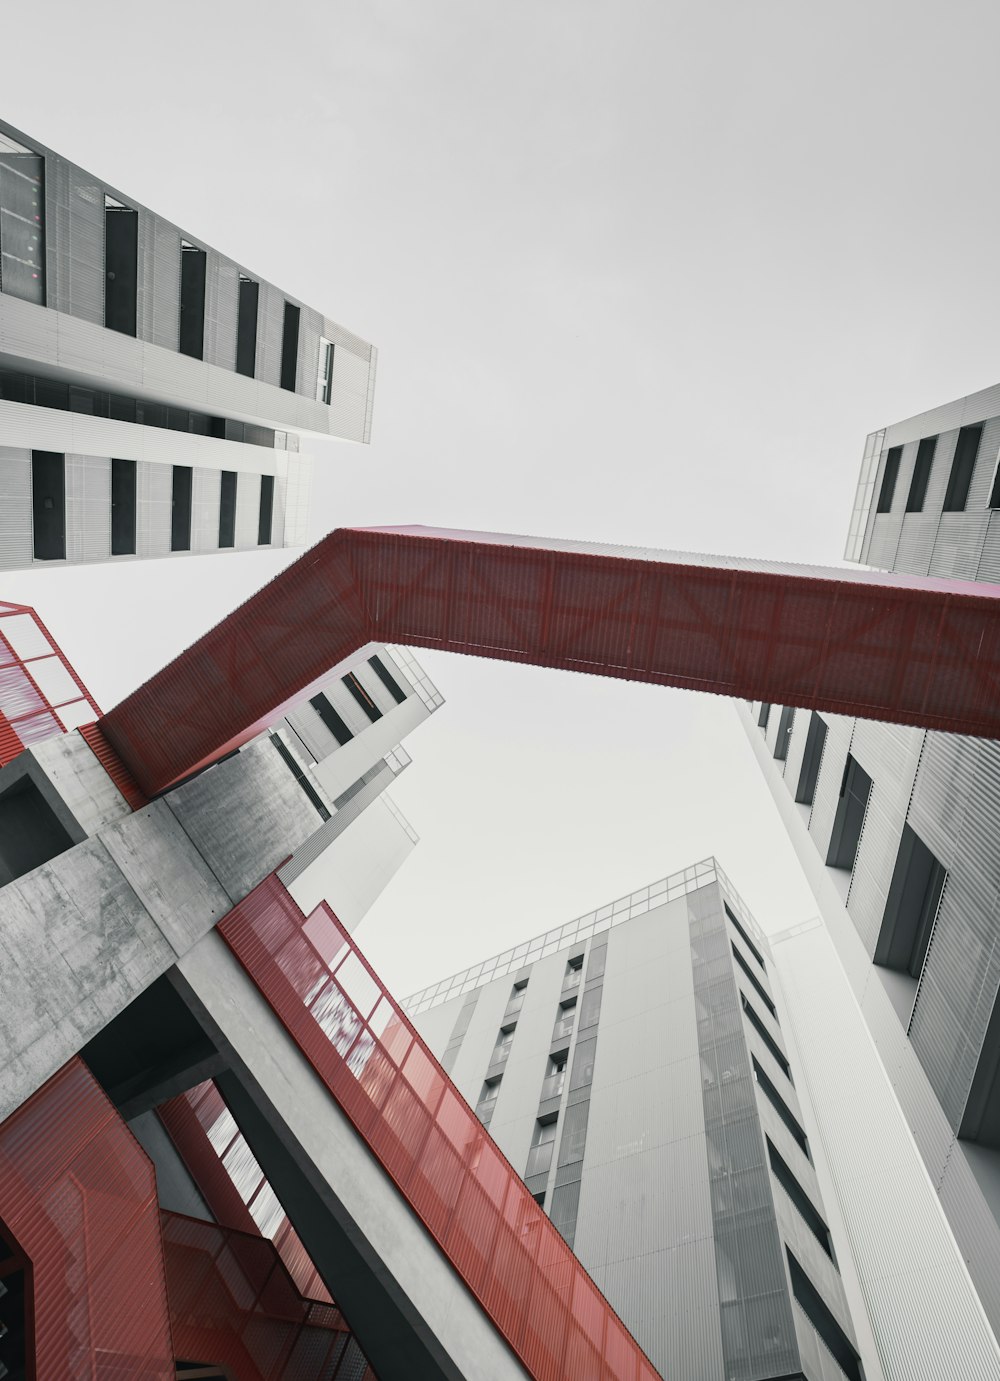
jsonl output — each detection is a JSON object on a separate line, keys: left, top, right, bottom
{"left": 4, "top": 1, "right": 1000, "bottom": 997}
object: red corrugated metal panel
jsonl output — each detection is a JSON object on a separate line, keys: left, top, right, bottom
{"left": 0, "top": 602, "right": 102, "bottom": 755}
{"left": 99, "top": 525, "right": 1000, "bottom": 797}
{"left": 0, "top": 1056, "right": 174, "bottom": 1379}
{"left": 0, "top": 708, "right": 22, "bottom": 765}
{"left": 161, "top": 1211, "right": 365, "bottom": 1380}
{"left": 217, "top": 874, "right": 663, "bottom": 1381}
{"left": 77, "top": 720, "right": 149, "bottom": 810}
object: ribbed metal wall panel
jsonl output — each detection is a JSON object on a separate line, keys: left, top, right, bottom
{"left": 281, "top": 453, "right": 313, "bottom": 547}
{"left": 976, "top": 511, "right": 1000, "bottom": 583}
{"left": 256, "top": 281, "right": 285, "bottom": 388}
{"left": 847, "top": 799, "right": 907, "bottom": 958}
{"left": 929, "top": 513, "right": 992, "bottom": 579}
{"left": 907, "top": 733, "right": 974, "bottom": 867}
{"left": 364, "top": 346, "right": 378, "bottom": 444}
{"left": 203, "top": 250, "right": 239, "bottom": 371}
{"left": 867, "top": 514, "right": 903, "bottom": 571}
{"left": 892, "top": 514, "right": 940, "bottom": 576}
{"left": 781, "top": 704, "right": 810, "bottom": 801}
{"left": 937, "top": 1145, "right": 1000, "bottom": 1330}
{"left": 136, "top": 458, "right": 172, "bottom": 558}
{"left": 968, "top": 416, "right": 1000, "bottom": 510}
{"left": 922, "top": 427, "right": 959, "bottom": 513}
{"left": 771, "top": 920, "right": 1000, "bottom": 1380}
{"left": 191, "top": 464, "right": 221, "bottom": 553}
{"left": 65, "top": 165, "right": 105, "bottom": 325}
{"left": 235, "top": 470, "right": 262, "bottom": 549}
{"left": 145, "top": 213, "right": 180, "bottom": 351}
{"left": 329, "top": 345, "right": 372, "bottom": 445}
{"left": 65, "top": 452, "right": 110, "bottom": 563}
{"left": 298, "top": 305, "right": 324, "bottom": 402}
{"left": 271, "top": 466, "right": 287, "bottom": 547}
{"left": 0, "top": 446, "right": 32, "bottom": 568}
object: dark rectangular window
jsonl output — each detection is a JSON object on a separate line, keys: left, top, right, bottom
{"left": 741, "top": 992, "right": 791, "bottom": 1080}
{"left": 787, "top": 1252, "right": 863, "bottom": 1381}
{"left": 942, "top": 423, "right": 983, "bottom": 512}
{"left": 826, "top": 754, "right": 872, "bottom": 872}
{"left": 179, "top": 242, "right": 207, "bottom": 359}
{"left": 724, "top": 902, "right": 765, "bottom": 970}
{"left": 753, "top": 1057, "right": 809, "bottom": 1158}
{"left": 280, "top": 301, "right": 300, "bottom": 391}
{"left": 31, "top": 451, "right": 65, "bottom": 560}
{"left": 170, "top": 465, "right": 192, "bottom": 551}
{"left": 767, "top": 1139, "right": 834, "bottom": 1260}
{"left": 773, "top": 705, "right": 795, "bottom": 761}
{"left": 368, "top": 654, "right": 407, "bottom": 704}
{"left": 757, "top": 702, "right": 771, "bottom": 729}
{"left": 795, "top": 712, "right": 827, "bottom": 806}
{"left": 218, "top": 471, "right": 237, "bottom": 548}
{"left": 310, "top": 693, "right": 353, "bottom": 746}
{"left": 907, "top": 436, "right": 937, "bottom": 512}
{"left": 876, "top": 824, "right": 945, "bottom": 978}
{"left": 104, "top": 198, "right": 138, "bottom": 336}
{"left": 876, "top": 445, "right": 902, "bottom": 512}
{"left": 258, "top": 474, "right": 274, "bottom": 545}
{"left": 578, "top": 986, "right": 602, "bottom": 1031}
{"left": 569, "top": 1035, "right": 598, "bottom": 1091}
{"left": 558, "top": 1102, "right": 589, "bottom": 1166}
{"left": 0, "top": 145, "right": 45, "bottom": 304}
{"left": 732, "top": 945, "right": 776, "bottom": 1020}
{"left": 110, "top": 458, "right": 136, "bottom": 555}
{"left": 342, "top": 671, "right": 382, "bottom": 723}
{"left": 236, "top": 276, "right": 259, "bottom": 377}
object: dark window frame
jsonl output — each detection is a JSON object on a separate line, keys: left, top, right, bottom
{"left": 342, "top": 671, "right": 382, "bottom": 723}
{"left": 368, "top": 654, "right": 408, "bottom": 705}
{"left": 31, "top": 450, "right": 65, "bottom": 561}
{"left": 309, "top": 692, "right": 353, "bottom": 746}
{"left": 907, "top": 435, "right": 937, "bottom": 512}
{"left": 753, "top": 1056, "right": 809, "bottom": 1159}
{"left": 110, "top": 457, "right": 137, "bottom": 556}
{"left": 170, "top": 465, "right": 193, "bottom": 552}
{"left": 258, "top": 474, "right": 274, "bottom": 545}
{"left": 942, "top": 424, "right": 984, "bottom": 513}
{"left": 876, "top": 445, "right": 902, "bottom": 513}
{"left": 218, "top": 471, "right": 237, "bottom": 549}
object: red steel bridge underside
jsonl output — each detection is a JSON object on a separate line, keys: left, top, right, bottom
{"left": 99, "top": 525, "right": 1000, "bottom": 796}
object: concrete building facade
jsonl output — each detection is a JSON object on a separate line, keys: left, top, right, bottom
{"left": 743, "top": 378, "right": 1000, "bottom": 1361}
{"left": 409, "top": 860, "right": 868, "bottom": 1381}
{"left": 0, "top": 118, "right": 376, "bottom": 569}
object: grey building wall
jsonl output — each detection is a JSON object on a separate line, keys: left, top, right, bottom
{"left": 411, "top": 864, "right": 864, "bottom": 1381}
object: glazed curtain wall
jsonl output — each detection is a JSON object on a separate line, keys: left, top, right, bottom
{"left": 100, "top": 524, "right": 1000, "bottom": 795}
{"left": 217, "top": 872, "right": 662, "bottom": 1381}
{"left": 0, "top": 1056, "right": 174, "bottom": 1379}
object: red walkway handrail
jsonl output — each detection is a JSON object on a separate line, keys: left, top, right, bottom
{"left": 99, "top": 526, "right": 1000, "bottom": 796}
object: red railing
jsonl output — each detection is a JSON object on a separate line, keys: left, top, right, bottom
{"left": 161, "top": 1211, "right": 373, "bottom": 1380}
{"left": 0, "top": 1056, "right": 174, "bottom": 1379}
{"left": 217, "top": 873, "right": 662, "bottom": 1381}
{"left": 0, "top": 601, "right": 102, "bottom": 765}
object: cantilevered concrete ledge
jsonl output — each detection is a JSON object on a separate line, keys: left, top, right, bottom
{"left": 100, "top": 525, "right": 1000, "bottom": 795}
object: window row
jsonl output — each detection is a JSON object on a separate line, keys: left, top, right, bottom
{"left": 29, "top": 453, "right": 273, "bottom": 561}
{"left": 307, "top": 658, "right": 411, "bottom": 751}
{"left": 0, "top": 143, "right": 336, "bottom": 401}
{"left": 875, "top": 423, "right": 995, "bottom": 516}
{"left": 0, "top": 365, "right": 278, "bottom": 448}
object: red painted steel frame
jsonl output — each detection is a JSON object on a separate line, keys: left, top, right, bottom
{"left": 100, "top": 525, "right": 1000, "bottom": 796}
{"left": 0, "top": 1056, "right": 174, "bottom": 1379}
{"left": 217, "top": 873, "right": 662, "bottom": 1381}
{"left": 0, "top": 600, "right": 102, "bottom": 765}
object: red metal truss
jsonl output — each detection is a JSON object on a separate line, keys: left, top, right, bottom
{"left": 0, "top": 601, "right": 102, "bottom": 766}
{"left": 0, "top": 1056, "right": 174, "bottom": 1379}
{"left": 161, "top": 1211, "right": 374, "bottom": 1381}
{"left": 216, "top": 872, "right": 662, "bottom": 1381}
{"left": 98, "top": 525, "right": 1000, "bottom": 796}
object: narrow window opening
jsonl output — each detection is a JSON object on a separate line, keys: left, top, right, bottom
{"left": 280, "top": 301, "right": 300, "bottom": 391}
{"left": 342, "top": 671, "right": 382, "bottom": 723}
{"left": 732, "top": 945, "right": 776, "bottom": 1019}
{"left": 31, "top": 450, "right": 65, "bottom": 560}
{"left": 218, "top": 471, "right": 237, "bottom": 548}
{"left": 317, "top": 337, "right": 335, "bottom": 402}
{"left": 235, "top": 275, "right": 259, "bottom": 377}
{"left": 368, "top": 654, "right": 407, "bottom": 704}
{"left": 907, "top": 435, "right": 937, "bottom": 512}
{"left": 258, "top": 474, "right": 274, "bottom": 545}
{"left": 753, "top": 1057, "right": 809, "bottom": 1159}
{"left": 773, "top": 705, "right": 795, "bottom": 761}
{"left": 170, "top": 465, "right": 192, "bottom": 551}
{"left": 526, "top": 1116, "right": 557, "bottom": 1178}
{"left": 757, "top": 702, "right": 771, "bottom": 729}
{"left": 826, "top": 754, "right": 872, "bottom": 872}
{"left": 104, "top": 195, "right": 138, "bottom": 336}
{"left": 724, "top": 902, "right": 766, "bottom": 971}
{"left": 767, "top": 1139, "right": 834, "bottom": 1261}
{"left": 787, "top": 1251, "right": 863, "bottom": 1381}
{"left": 550, "top": 1181, "right": 581, "bottom": 1248}
{"left": 795, "top": 713, "right": 827, "bottom": 806}
{"left": 110, "top": 457, "right": 136, "bottom": 556}
{"left": 876, "top": 824, "right": 945, "bottom": 979}
{"left": 309, "top": 693, "right": 353, "bottom": 746}
{"left": 741, "top": 992, "right": 791, "bottom": 1080}
{"left": 876, "top": 445, "right": 902, "bottom": 512}
{"left": 942, "top": 423, "right": 983, "bottom": 513}
{"left": 178, "top": 241, "right": 207, "bottom": 360}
